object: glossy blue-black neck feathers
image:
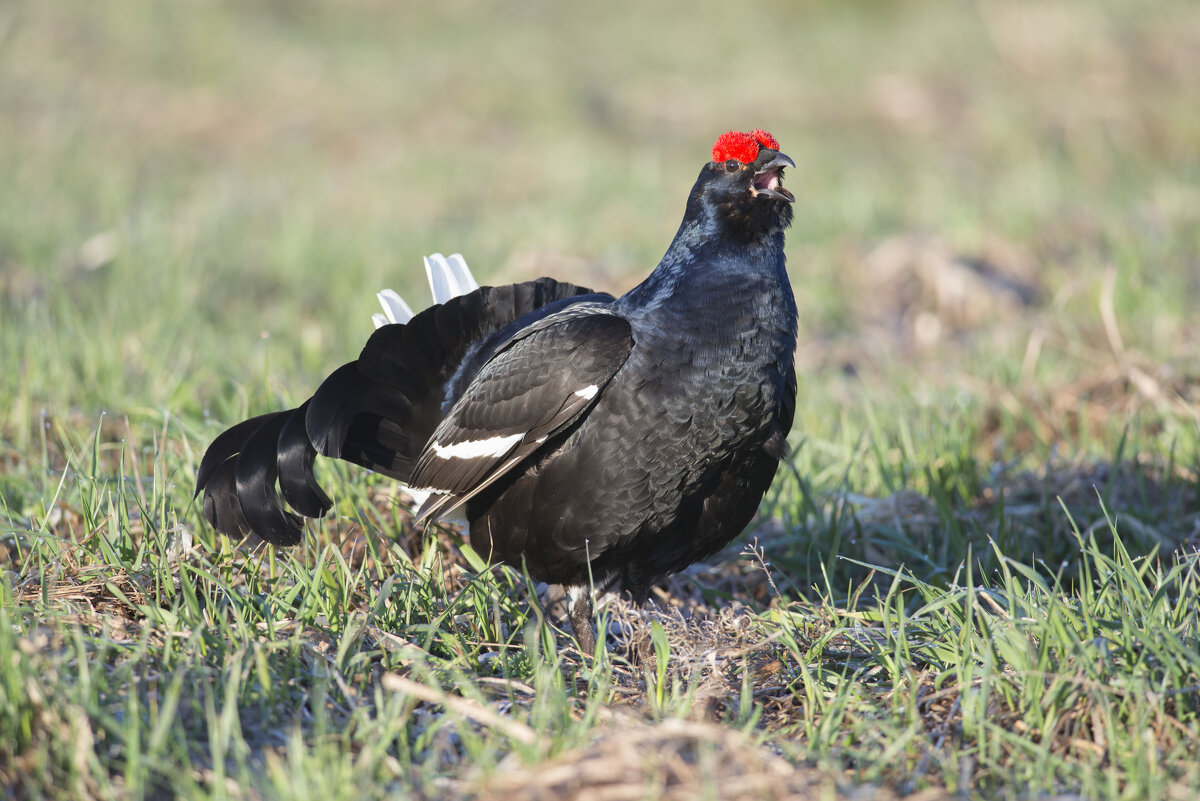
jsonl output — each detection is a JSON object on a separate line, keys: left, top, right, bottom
{"left": 620, "top": 152, "right": 794, "bottom": 313}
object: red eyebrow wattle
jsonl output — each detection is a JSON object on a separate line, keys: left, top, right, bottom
{"left": 711, "top": 129, "right": 778, "bottom": 164}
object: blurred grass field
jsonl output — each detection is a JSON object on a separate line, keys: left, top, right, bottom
{"left": 2, "top": 1, "right": 1199, "bottom": 799}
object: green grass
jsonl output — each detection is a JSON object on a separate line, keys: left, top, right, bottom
{"left": 3, "top": 0, "right": 1199, "bottom": 798}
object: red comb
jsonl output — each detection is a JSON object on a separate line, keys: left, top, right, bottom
{"left": 711, "top": 129, "right": 780, "bottom": 164}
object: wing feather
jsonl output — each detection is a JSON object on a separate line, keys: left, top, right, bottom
{"left": 410, "top": 308, "right": 633, "bottom": 522}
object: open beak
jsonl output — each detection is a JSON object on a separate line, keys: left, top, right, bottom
{"left": 750, "top": 152, "right": 795, "bottom": 203}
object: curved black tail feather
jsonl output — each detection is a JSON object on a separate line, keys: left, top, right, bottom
{"left": 233, "top": 409, "right": 309, "bottom": 546}
{"left": 277, "top": 401, "right": 332, "bottom": 519}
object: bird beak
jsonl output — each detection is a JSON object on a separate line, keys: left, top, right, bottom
{"left": 750, "top": 152, "right": 795, "bottom": 203}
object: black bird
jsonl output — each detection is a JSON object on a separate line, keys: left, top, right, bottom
{"left": 196, "top": 129, "right": 798, "bottom": 655}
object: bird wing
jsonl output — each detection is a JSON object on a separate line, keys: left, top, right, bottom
{"left": 409, "top": 304, "right": 633, "bottom": 522}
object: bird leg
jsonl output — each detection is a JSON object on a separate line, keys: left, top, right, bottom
{"left": 567, "top": 588, "right": 595, "bottom": 657}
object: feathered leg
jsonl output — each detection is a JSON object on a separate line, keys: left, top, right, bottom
{"left": 567, "top": 587, "right": 595, "bottom": 656}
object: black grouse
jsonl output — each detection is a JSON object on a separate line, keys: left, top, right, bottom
{"left": 195, "top": 129, "right": 798, "bottom": 655}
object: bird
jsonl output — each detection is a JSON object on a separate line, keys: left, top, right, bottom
{"left": 195, "top": 129, "right": 798, "bottom": 655}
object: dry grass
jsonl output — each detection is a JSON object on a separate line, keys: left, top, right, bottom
{"left": 474, "top": 718, "right": 949, "bottom": 801}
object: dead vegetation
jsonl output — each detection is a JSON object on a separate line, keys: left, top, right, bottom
{"left": 472, "top": 718, "right": 949, "bottom": 801}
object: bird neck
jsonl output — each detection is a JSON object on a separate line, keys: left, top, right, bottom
{"left": 623, "top": 218, "right": 788, "bottom": 306}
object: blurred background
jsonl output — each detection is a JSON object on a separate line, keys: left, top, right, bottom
{"left": 1, "top": 0, "right": 1198, "bottom": 470}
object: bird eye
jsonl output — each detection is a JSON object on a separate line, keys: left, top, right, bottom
{"left": 724, "top": 159, "right": 742, "bottom": 173}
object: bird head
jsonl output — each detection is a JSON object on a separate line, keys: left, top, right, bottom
{"left": 710, "top": 129, "right": 795, "bottom": 204}
{"left": 688, "top": 129, "right": 795, "bottom": 239}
